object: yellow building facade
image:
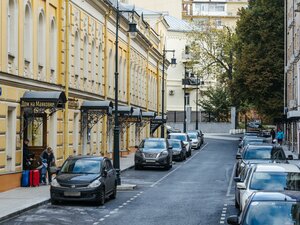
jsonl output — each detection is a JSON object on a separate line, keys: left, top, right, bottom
{"left": 0, "top": 0, "right": 167, "bottom": 192}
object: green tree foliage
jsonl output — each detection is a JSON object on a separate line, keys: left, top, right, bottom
{"left": 198, "top": 86, "right": 231, "bottom": 122}
{"left": 234, "top": 0, "right": 284, "bottom": 119}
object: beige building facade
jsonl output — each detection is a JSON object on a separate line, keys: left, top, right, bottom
{"left": 0, "top": 0, "right": 167, "bottom": 192}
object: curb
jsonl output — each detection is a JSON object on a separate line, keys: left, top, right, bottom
{"left": 0, "top": 199, "right": 50, "bottom": 224}
{"left": 0, "top": 164, "right": 135, "bottom": 223}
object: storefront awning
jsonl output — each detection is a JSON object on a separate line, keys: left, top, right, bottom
{"left": 112, "top": 106, "right": 134, "bottom": 116}
{"left": 81, "top": 100, "right": 113, "bottom": 115}
{"left": 150, "top": 115, "right": 167, "bottom": 135}
{"left": 21, "top": 91, "right": 67, "bottom": 114}
{"left": 80, "top": 100, "right": 113, "bottom": 133}
{"left": 127, "top": 108, "right": 142, "bottom": 123}
{"left": 142, "top": 111, "right": 157, "bottom": 120}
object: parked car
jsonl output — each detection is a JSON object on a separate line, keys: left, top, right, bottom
{"left": 168, "top": 139, "right": 186, "bottom": 161}
{"left": 234, "top": 163, "right": 252, "bottom": 209}
{"left": 227, "top": 191, "right": 300, "bottom": 225}
{"left": 50, "top": 156, "right": 117, "bottom": 205}
{"left": 238, "top": 137, "right": 266, "bottom": 153}
{"left": 187, "top": 132, "right": 201, "bottom": 149}
{"left": 134, "top": 138, "right": 173, "bottom": 170}
{"left": 188, "top": 130, "right": 204, "bottom": 145}
{"left": 167, "top": 133, "right": 192, "bottom": 157}
{"left": 235, "top": 144, "right": 289, "bottom": 176}
{"left": 235, "top": 163, "right": 300, "bottom": 211}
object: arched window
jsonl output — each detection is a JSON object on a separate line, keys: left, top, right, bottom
{"left": 24, "top": 2, "right": 32, "bottom": 78}
{"left": 74, "top": 31, "right": 80, "bottom": 88}
{"left": 98, "top": 44, "right": 103, "bottom": 94}
{"left": 50, "top": 18, "right": 57, "bottom": 83}
{"left": 7, "top": 0, "right": 18, "bottom": 72}
{"left": 37, "top": 10, "right": 46, "bottom": 80}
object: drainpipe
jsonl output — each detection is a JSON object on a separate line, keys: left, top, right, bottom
{"left": 64, "top": 0, "right": 70, "bottom": 160}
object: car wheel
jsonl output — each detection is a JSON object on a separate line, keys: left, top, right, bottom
{"left": 51, "top": 198, "right": 58, "bottom": 205}
{"left": 110, "top": 184, "right": 117, "bottom": 199}
{"left": 99, "top": 187, "right": 105, "bottom": 205}
{"left": 180, "top": 153, "right": 184, "bottom": 161}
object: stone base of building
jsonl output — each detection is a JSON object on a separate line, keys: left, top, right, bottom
{"left": 0, "top": 172, "right": 22, "bottom": 192}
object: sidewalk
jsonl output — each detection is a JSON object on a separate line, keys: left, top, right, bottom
{"left": 0, "top": 153, "right": 135, "bottom": 223}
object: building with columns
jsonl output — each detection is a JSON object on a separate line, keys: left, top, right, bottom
{"left": 0, "top": 0, "right": 168, "bottom": 192}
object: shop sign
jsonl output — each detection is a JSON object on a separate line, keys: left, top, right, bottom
{"left": 21, "top": 101, "right": 56, "bottom": 108}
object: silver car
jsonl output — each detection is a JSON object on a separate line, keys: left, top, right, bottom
{"left": 167, "top": 133, "right": 192, "bottom": 157}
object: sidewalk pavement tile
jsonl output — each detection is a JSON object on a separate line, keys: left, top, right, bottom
{"left": 0, "top": 152, "right": 135, "bottom": 223}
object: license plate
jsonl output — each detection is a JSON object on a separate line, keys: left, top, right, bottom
{"left": 146, "top": 159, "right": 156, "bottom": 163}
{"left": 64, "top": 191, "right": 81, "bottom": 197}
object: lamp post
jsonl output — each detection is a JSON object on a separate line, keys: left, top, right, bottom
{"left": 183, "top": 63, "right": 187, "bottom": 133}
{"left": 161, "top": 46, "right": 176, "bottom": 138}
{"left": 114, "top": 1, "right": 137, "bottom": 185}
{"left": 195, "top": 74, "right": 199, "bottom": 130}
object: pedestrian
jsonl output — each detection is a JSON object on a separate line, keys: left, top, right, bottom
{"left": 40, "top": 159, "right": 48, "bottom": 185}
{"left": 270, "top": 128, "right": 276, "bottom": 140}
{"left": 23, "top": 138, "right": 34, "bottom": 170}
{"left": 40, "top": 147, "right": 55, "bottom": 184}
{"left": 276, "top": 128, "right": 284, "bottom": 145}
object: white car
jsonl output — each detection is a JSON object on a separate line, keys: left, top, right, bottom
{"left": 236, "top": 163, "right": 300, "bottom": 211}
{"left": 167, "top": 133, "right": 192, "bottom": 157}
{"left": 187, "top": 132, "right": 201, "bottom": 149}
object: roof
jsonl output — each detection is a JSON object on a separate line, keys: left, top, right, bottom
{"left": 252, "top": 191, "right": 300, "bottom": 202}
{"left": 246, "top": 144, "right": 273, "bottom": 149}
{"left": 21, "top": 91, "right": 67, "bottom": 103}
{"left": 145, "top": 138, "right": 166, "bottom": 141}
{"left": 255, "top": 163, "right": 300, "bottom": 173}
{"left": 112, "top": 106, "right": 133, "bottom": 115}
{"left": 142, "top": 111, "right": 157, "bottom": 118}
{"left": 68, "top": 156, "right": 105, "bottom": 161}
{"left": 164, "top": 15, "right": 193, "bottom": 32}
{"left": 131, "top": 108, "right": 142, "bottom": 117}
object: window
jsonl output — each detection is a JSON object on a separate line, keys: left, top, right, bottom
{"left": 6, "top": 107, "right": 16, "bottom": 172}
{"left": 98, "top": 44, "right": 103, "bottom": 94}
{"left": 185, "top": 93, "right": 190, "bottom": 105}
{"left": 26, "top": 116, "right": 46, "bottom": 147}
{"left": 91, "top": 40, "right": 96, "bottom": 84}
{"left": 83, "top": 35, "right": 88, "bottom": 79}
{"left": 7, "top": 0, "right": 18, "bottom": 70}
{"left": 50, "top": 18, "right": 57, "bottom": 83}
{"left": 73, "top": 112, "right": 79, "bottom": 155}
{"left": 74, "top": 31, "right": 80, "bottom": 87}
{"left": 123, "top": 59, "right": 127, "bottom": 95}
{"left": 24, "top": 2, "right": 33, "bottom": 77}
{"left": 38, "top": 10, "right": 46, "bottom": 80}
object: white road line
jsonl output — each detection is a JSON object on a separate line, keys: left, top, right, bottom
{"left": 119, "top": 205, "right": 123, "bottom": 208}
{"left": 104, "top": 215, "right": 110, "bottom": 218}
{"left": 220, "top": 221, "right": 224, "bottom": 224}
{"left": 99, "top": 218, "right": 105, "bottom": 222}
{"left": 226, "top": 163, "right": 236, "bottom": 196}
{"left": 150, "top": 143, "right": 209, "bottom": 188}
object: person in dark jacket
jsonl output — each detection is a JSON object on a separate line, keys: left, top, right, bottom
{"left": 270, "top": 128, "right": 276, "bottom": 140}
{"left": 40, "top": 147, "right": 55, "bottom": 184}
{"left": 23, "top": 139, "right": 34, "bottom": 170}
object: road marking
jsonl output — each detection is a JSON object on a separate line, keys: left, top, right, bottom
{"left": 104, "top": 215, "right": 110, "bottom": 218}
{"left": 99, "top": 218, "right": 105, "bottom": 222}
{"left": 226, "top": 163, "right": 236, "bottom": 197}
{"left": 219, "top": 203, "right": 228, "bottom": 224}
{"left": 119, "top": 205, "right": 123, "bottom": 208}
{"left": 150, "top": 143, "right": 208, "bottom": 187}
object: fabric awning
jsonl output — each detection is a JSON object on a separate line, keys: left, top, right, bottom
{"left": 21, "top": 91, "right": 67, "bottom": 109}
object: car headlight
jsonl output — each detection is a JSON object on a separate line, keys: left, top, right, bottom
{"left": 160, "top": 150, "right": 169, "bottom": 157}
{"left": 88, "top": 180, "right": 101, "bottom": 188}
{"left": 51, "top": 179, "right": 61, "bottom": 187}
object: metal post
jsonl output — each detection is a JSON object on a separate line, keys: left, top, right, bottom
{"left": 161, "top": 47, "right": 165, "bottom": 138}
{"left": 195, "top": 75, "right": 199, "bottom": 130}
{"left": 184, "top": 64, "right": 187, "bottom": 133}
{"left": 114, "top": 1, "right": 121, "bottom": 185}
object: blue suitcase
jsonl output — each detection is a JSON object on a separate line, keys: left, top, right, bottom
{"left": 21, "top": 170, "right": 30, "bottom": 187}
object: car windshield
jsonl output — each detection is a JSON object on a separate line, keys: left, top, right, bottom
{"left": 243, "top": 148, "right": 272, "bottom": 159}
{"left": 168, "top": 140, "right": 181, "bottom": 148}
{"left": 250, "top": 172, "right": 300, "bottom": 191}
{"left": 243, "top": 201, "right": 300, "bottom": 225}
{"left": 169, "top": 135, "right": 187, "bottom": 141}
{"left": 142, "top": 140, "right": 166, "bottom": 149}
{"left": 60, "top": 158, "right": 101, "bottom": 174}
{"left": 188, "top": 133, "right": 197, "bottom": 139}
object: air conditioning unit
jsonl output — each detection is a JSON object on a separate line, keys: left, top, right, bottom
{"left": 169, "top": 90, "right": 175, "bottom": 96}
{"left": 296, "top": 2, "right": 300, "bottom": 12}
{"left": 289, "top": 99, "right": 297, "bottom": 109}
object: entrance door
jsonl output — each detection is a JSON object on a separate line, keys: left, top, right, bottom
{"left": 24, "top": 114, "right": 47, "bottom": 166}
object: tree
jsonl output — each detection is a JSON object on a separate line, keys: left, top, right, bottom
{"left": 234, "top": 0, "right": 284, "bottom": 119}
{"left": 198, "top": 86, "right": 231, "bottom": 122}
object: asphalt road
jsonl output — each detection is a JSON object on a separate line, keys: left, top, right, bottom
{"left": 2, "top": 138, "right": 239, "bottom": 225}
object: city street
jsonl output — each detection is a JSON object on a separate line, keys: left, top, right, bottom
{"left": 2, "top": 138, "right": 239, "bottom": 225}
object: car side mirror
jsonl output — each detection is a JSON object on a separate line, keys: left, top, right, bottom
{"left": 56, "top": 167, "right": 61, "bottom": 175}
{"left": 168, "top": 146, "right": 173, "bottom": 150}
{"left": 102, "top": 169, "right": 108, "bottom": 177}
{"left": 288, "top": 155, "right": 293, "bottom": 160}
{"left": 233, "top": 177, "right": 241, "bottom": 182}
{"left": 236, "top": 182, "right": 246, "bottom": 190}
{"left": 236, "top": 153, "right": 242, "bottom": 160}
{"left": 227, "top": 215, "right": 239, "bottom": 225}
{"left": 134, "top": 145, "right": 139, "bottom": 149}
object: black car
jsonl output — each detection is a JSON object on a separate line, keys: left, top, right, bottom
{"left": 235, "top": 144, "right": 288, "bottom": 176}
{"left": 227, "top": 191, "right": 300, "bottom": 225}
{"left": 134, "top": 138, "right": 173, "bottom": 170}
{"left": 168, "top": 139, "right": 186, "bottom": 161}
{"left": 50, "top": 156, "right": 117, "bottom": 205}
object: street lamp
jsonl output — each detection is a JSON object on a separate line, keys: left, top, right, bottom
{"left": 114, "top": 1, "right": 137, "bottom": 185}
{"left": 190, "top": 73, "right": 204, "bottom": 130}
{"left": 161, "top": 46, "right": 176, "bottom": 138}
